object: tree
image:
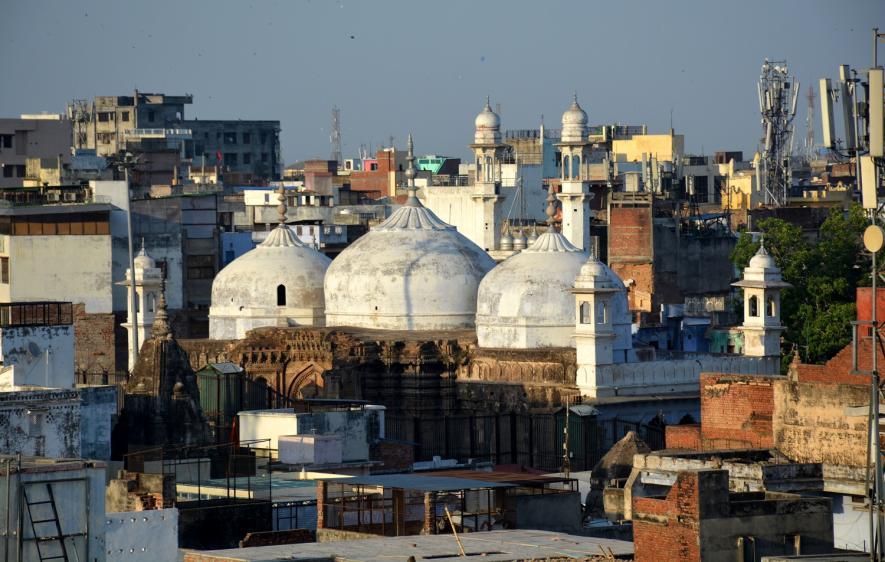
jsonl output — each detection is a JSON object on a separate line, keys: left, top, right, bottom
{"left": 731, "top": 205, "right": 868, "bottom": 364}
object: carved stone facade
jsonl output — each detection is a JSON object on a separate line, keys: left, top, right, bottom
{"left": 181, "top": 327, "right": 582, "bottom": 416}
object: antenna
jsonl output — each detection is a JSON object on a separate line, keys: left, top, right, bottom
{"left": 838, "top": 65, "right": 857, "bottom": 150}
{"left": 330, "top": 106, "right": 342, "bottom": 166}
{"left": 757, "top": 59, "right": 799, "bottom": 207}
{"left": 819, "top": 79, "right": 836, "bottom": 149}
{"left": 870, "top": 67, "right": 884, "bottom": 158}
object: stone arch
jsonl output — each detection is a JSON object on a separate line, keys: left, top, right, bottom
{"left": 284, "top": 362, "right": 325, "bottom": 399}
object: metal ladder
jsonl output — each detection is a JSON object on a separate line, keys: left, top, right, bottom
{"left": 22, "top": 482, "right": 69, "bottom": 562}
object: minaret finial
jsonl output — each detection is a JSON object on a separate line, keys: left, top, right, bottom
{"left": 546, "top": 183, "right": 557, "bottom": 233}
{"left": 276, "top": 185, "right": 287, "bottom": 226}
{"left": 757, "top": 233, "right": 769, "bottom": 255}
{"left": 485, "top": 95, "right": 491, "bottom": 110}
{"left": 573, "top": 92, "right": 578, "bottom": 106}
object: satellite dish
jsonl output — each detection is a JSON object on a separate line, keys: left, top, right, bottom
{"left": 864, "top": 225, "right": 885, "bottom": 253}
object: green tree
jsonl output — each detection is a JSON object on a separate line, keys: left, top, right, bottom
{"left": 731, "top": 204, "right": 869, "bottom": 365}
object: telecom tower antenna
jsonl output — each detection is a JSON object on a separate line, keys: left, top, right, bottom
{"left": 757, "top": 59, "right": 799, "bottom": 207}
{"left": 804, "top": 85, "right": 816, "bottom": 162}
{"left": 330, "top": 106, "right": 342, "bottom": 166}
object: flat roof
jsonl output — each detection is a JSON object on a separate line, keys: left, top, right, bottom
{"left": 326, "top": 473, "right": 514, "bottom": 493}
{"left": 183, "top": 529, "right": 634, "bottom": 561}
{"left": 419, "top": 470, "right": 575, "bottom": 487}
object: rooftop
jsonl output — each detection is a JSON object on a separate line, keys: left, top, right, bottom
{"left": 182, "top": 529, "right": 634, "bottom": 561}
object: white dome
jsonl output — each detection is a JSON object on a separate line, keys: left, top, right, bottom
{"left": 561, "top": 95, "right": 589, "bottom": 143}
{"left": 748, "top": 244, "right": 777, "bottom": 270}
{"left": 133, "top": 247, "right": 156, "bottom": 270}
{"left": 324, "top": 195, "right": 495, "bottom": 331}
{"left": 209, "top": 225, "right": 331, "bottom": 340}
{"left": 477, "top": 231, "right": 587, "bottom": 349}
{"left": 474, "top": 98, "right": 502, "bottom": 145}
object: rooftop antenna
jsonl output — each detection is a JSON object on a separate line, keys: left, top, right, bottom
{"left": 330, "top": 106, "right": 342, "bottom": 166}
{"left": 757, "top": 59, "right": 799, "bottom": 207}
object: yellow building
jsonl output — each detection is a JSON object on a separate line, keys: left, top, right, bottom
{"left": 612, "top": 132, "right": 685, "bottom": 163}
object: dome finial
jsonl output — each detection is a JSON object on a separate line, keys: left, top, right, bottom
{"left": 404, "top": 132, "right": 420, "bottom": 205}
{"left": 757, "top": 234, "right": 769, "bottom": 255}
{"left": 276, "top": 184, "right": 287, "bottom": 226}
{"left": 573, "top": 92, "right": 578, "bottom": 105}
{"left": 485, "top": 95, "right": 491, "bottom": 110}
{"left": 546, "top": 183, "right": 557, "bottom": 233}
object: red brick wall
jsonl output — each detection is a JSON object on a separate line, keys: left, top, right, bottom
{"left": 633, "top": 472, "right": 703, "bottom": 562}
{"left": 608, "top": 206, "right": 653, "bottom": 261}
{"left": 665, "top": 424, "right": 701, "bottom": 450}
{"left": 73, "top": 303, "right": 120, "bottom": 375}
{"left": 799, "top": 340, "right": 873, "bottom": 386}
{"left": 699, "top": 373, "right": 774, "bottom": 450}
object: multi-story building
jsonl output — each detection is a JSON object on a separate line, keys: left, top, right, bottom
{"left": 0, "top": 115, "right": 72, "bottom": 188}
{"left": 69, "top": 92, "right": 281, "bottom": 183}
{"left": 0, "top": 190, "right": 124, "bottom": 375}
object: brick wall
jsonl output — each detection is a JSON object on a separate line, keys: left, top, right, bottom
{"left": 633, "top": 471, "right": 708, "bottom": 562}
{"left": 665, "top": 424, "right": 701, "bottom": 450}
{"left": 699, "top": 373, "right": 774, "bottom": 450}
{"left": 608, "top": 206, "right": 653, "bottom": 261}
{"left": 372, "top": 439, "right": 414, "bottom": 472}
{"left": 73, "top": 303, "right": 120, "bottom": 375}
{"left": 799, "top": 339, "right": 874, "bottom": 386}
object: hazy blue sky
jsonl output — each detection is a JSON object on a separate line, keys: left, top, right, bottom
{"left": 1, "top": 0, "right": 881, "bottom": 163}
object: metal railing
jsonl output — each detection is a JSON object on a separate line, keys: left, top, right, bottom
{"left": 0, "top": 302, "right": 73, "bottom": 328}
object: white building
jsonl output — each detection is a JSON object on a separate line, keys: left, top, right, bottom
{"left": 731, "top": 241, "right": 791, "bottom": 357}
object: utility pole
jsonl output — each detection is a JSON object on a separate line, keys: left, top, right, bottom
{"left": 113, "top": 152, "right": 140, "bottom": 372}
{"left": 330, "top": 106, "right": 342, "bottom": 167}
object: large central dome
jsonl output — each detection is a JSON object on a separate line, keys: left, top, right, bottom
{"left": 325, "top": 134, "right": 495, "bottom": 331}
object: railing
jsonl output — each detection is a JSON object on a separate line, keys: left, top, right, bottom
{"left": 431, "top": 174, "right": 470, "bottom": 187}
{"left": 0, "top": 301, "right": 73, "bottom": 328}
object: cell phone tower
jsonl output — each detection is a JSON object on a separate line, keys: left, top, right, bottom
{"left": 330, "top": 105, "right": 342, "bottom": 167}
{"left": 757, "top": 60, "right": 799, "bottom": 207}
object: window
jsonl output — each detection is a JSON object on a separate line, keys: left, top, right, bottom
{"left": 597, "top": 302, "right": 607, "bottom": 324}
{"left": 147, "top": 293, "right": 155, "bottom": 313}
{"left": 2, "top": 166, "right": 12, "bottom": 178}
{"left": 243, "top": 153, "right": 252, "bottom": 165}
{"left": 748, "top": 295, "right": 759, "bottom": 317}
{"left": 186, "top": 254, "right": 215, "bottom": 280}
{"left": 261, "top": 152, "right": 268, "bottom": 163}
{"left": 97, "top": 112, "right": 112, "bottom": 122}
{"left": 14, "top": 165, "right": 25, "bottom": 178}
{"left": 148, "top": 110, "right": 156, "bottom": 122}
{"left": 767, "top": 297, "right": 776, "bottom": 317}
{"left": 243, "top": 132, "right": 251, "bottom": 144}
{"left": 580, "top": 301, "right": 591, "bottom": 324}
{"left": 224, "top": 153, "right": 238, "bottom": 166}
{"left": 277, "top": 284, "right": 286, "bottom": 306}
{"left": 121, "top": 111, "right": 130, "bottom": 122}
{"left": 0, "top": 134, "right": 12, "bottom": 149}
{"left": 296, "top": 226, "right": 303, "bottom": 235}
{"left": 1, "top": 257, "right": 8, "bottom": 284}
{"left": 260, "top": 133, "right": 267, "bottom": 144}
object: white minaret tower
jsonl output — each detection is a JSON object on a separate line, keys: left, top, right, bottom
{"left": 469, "top": 97, "right": 506, "bottom": 251}
{"left": 572, "top": 252, "right": 619, "bottom": 392}
{"left": 121, "top": 243, "right": 163, "bottom": 370}
{"left": 732, "top": 239, "right": 791, "bottom": 357}
{"left": 557, "top": 94, "right": 593, "bottom": 251}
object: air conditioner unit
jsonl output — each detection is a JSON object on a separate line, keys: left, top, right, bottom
{"left": 63, "top": 192, "right": 77, "bottom": 202}
{"left": 46, "top": 193, "right": 60, "bottom": 202}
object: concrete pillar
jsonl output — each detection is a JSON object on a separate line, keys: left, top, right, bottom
{"left": 423, "top": 491, "right": 436, "bottom": 535}
{"left": 316, "top": 480, "right": 327, "bottom": 529}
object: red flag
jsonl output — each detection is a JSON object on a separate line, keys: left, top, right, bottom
{"left": 216, "top": 150, "right": 223, "bottom": 164}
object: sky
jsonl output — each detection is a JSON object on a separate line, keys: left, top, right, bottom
{"left": 0, "top": 0, "right": 881, "bottom": 164}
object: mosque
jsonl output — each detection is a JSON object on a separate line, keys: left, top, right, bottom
{"left": 128, "top": 98, "right": 786, "bottom": 459}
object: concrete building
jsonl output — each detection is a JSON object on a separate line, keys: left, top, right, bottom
{"left": 0, "top": 456, "right": 107, "bottom": 562}
{"left": 69, "top": 92, "right": 281, "bottom": 182}
{"left": 0, "top": 193, "right": 123, "bottom": 375}
{"left": 0, "top": 115, "right": 73, "bottom": 189}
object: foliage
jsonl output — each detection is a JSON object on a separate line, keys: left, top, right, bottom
{"left": 730, "top": 204, "right": 870, "bottom": 364}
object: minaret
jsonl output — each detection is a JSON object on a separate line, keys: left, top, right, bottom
{"left": 572, "top": 249, "right": 619, "bottom": 393}
{"left": 731, "top": 239, "right": 791, "bottom": 357}
{"left": 556, "top": 94, "right": 593, "bottom": 251}
{"left": 469, "top": 97, "right": 506, "bottom": 251}
{"left": 405, "top": 132, "right": 418, "bottom": 201}
{"left": 122, "top": 242, "right": 163, "bottom": 370}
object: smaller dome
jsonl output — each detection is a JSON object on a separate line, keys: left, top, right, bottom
{"left": 474, "top": 98, "right": 502, "bottom": 144}
{"left": 749, "top": 243, "right": 777, "bottom": 270}
{"left": 134, "top": 246, "right": 156, "bottom": 269}
{"left": 561, "top": 95, "right": 589, "bottom": 143}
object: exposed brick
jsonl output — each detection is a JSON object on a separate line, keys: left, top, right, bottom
{"left": 73, "top": 303, "right": 121, "bottom": 375}
{"left": 699, "top": 373, "right": 774, "bottom": 450}
{"left": 665, "top": 424, "right": 701, "bottom": 450}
